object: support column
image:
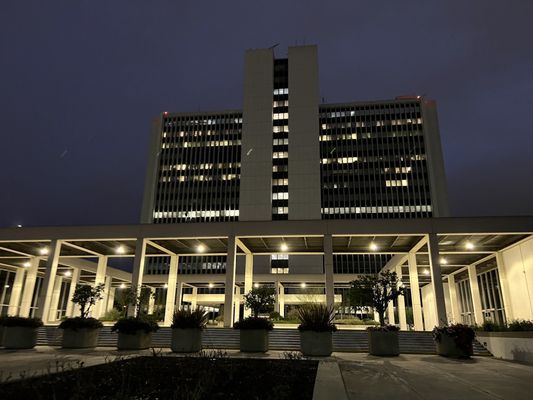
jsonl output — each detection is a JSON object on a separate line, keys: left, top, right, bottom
{"left": 243, "top": 253, "right": 253, "bottom": 318}
{"left": 447, "top": 273, "right": 460, "bottom": 323}
{"left": 223, "top": 235, "right": 237, "bottom": 327}
{"left": 427, "top": 233, "right": 448, "bottom": 326}
{"left": 324, "top": 234, "right": 334, "bottom": 308}
{"left": 93, "top": 256, "right": 107, "bottom": 318}
{"left": 148, "top": 287, "right": 156, "bottom": 314}
{"left": 8, "top": 268, "right": 25, "bottom": 315}
{"left": 20, "top": 258, "right": 40, "bottom": 317}
{"left": 468, "top": 264, "right": 484, "bottom": 324}
{"left": 35, "top": 240, "right": 62, "bottom": 323}
{"left": 191, "top": 287, "right": 198, "bottom": 310}
{"left": 65, "top": 267, "right": 80, "bottom": 317}
{"left": 495, "top": 252, "right": 513, "bottom": 321}
{"left": 275, "top": 281, "right": 285, "bottom": 317}
{"left": 396, "top": 265, "right": 408, "bottom": 330}
{"left": 164, "top": 255, "right": 179, "bottom": 326}
{"left": 176, "top": 281, "right": 183, "bottom": 309}
{"left": 106, "top": 287, "right": 116, "bottom": 313}
{"left": 129, "top": 238, "right": 147, "bottom": 317}
{"left": 387, "top": 301, "right": 396, "bottom": 325}
{"left": 49, "top": 276, "right": 63, "bottom": 322}
{"left": 407, "top": 253, "right": 424, "bottom": 330}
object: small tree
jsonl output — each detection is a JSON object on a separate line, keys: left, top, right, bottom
{"left": 71, "top": 284, "right": 105, "bottom": 318}
{"left": 243, "top": 286, "right": 275, "bottom": 318}
{"left": 349, "top": 271, "right": 404, "bottom": 326}
{"left": 118, "top": 285, "right": 154, "bottom": 318}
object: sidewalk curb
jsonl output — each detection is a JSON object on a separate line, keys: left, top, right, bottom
{"left": 313, "top": 360, "right": 348, "bottom": 400}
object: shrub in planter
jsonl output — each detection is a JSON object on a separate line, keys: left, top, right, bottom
{"left": 349, "top": 271, "right": 404, "bottom": 356}
{"left": 170, "top": 307, "right": 208, "bottom": 353}
{"left": 112, "top": 317, "right": 159, "bottom": 350}
{"left": 367, "top": 325, "right": 400, "bottom": 356}
{"left": 433, "top": 324, "right": 475, "bottom": 358}
{"left": 234, "top": 286, "right": 276, "bottom": 353}
{"left": 297, "top": 304, "right": 337, "bottom": 356}
{"left": 0, "top": 316, "right": 43, "bottom": 349}
{"left": 59, "top": 284, "right": 105, "bottom": 348}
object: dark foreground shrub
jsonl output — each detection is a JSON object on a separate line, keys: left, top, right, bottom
{"left": 112, "top": 317, "right": 159, "bottom": 334}
{"left": 59, "top": 317, "right": 103, "bottom": 330}
{"left": 234, "top": 317, "right": 274, "bottom": 330}
{"left": 0, "top": 316, "right": 43, "bottom": 328}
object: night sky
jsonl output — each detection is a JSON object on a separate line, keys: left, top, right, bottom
{"left": 1, "top": 1, "right": 532, "bottom": 228}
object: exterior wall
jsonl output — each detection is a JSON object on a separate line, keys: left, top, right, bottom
{"left": 288, "top": 45, "right": 321, "bottom": 220}
{"left": 501, "top": 236, "right": 533, "bottom": 320}
{"left": 239, "top": 48, "right": 274, "bottom": 221}
{"left": 477, "top": 332, "right": 533, "bottom": 364}
{"left": 420, "top": 100, "right": 449, "bottom": 217}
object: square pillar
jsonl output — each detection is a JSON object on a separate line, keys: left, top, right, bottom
{"left": 447, "top": 273, "right": 461, "bottom": 323}
{"left": 324, "top": 234, "right": 334, "bottom": 308}
{"left": 223, "top": 235, "right": 237, "bottom": 327}
{"left": 20, "top": 258, "right": 40, "bottom": 317}
{"left": 176, "top": 281, "right": 183, "bottom": 308}
{"left": 164, "top": 255, "right": 179, "bottom": 326}
{"left": 396, "top": 265, "right": 408, "bottom": 330}
{"left": 106, "top": 286, "right": 116, "bottom": 313}
{"left": 468, "top": 264, "right": 484, "bottom": 324}
{"left": 65, "top": 268, "right": 80, "bottom": 317}
{"left": 8, "top": 268, "right": 25, "bottom": 315}
{"left": 129, "top": 238, "right": 147, "bottom": 316}
{"left": 427, "top": 233, "right": 448, "bottom": 326}
{"left": 191, "top": 286, "right": 198, "bottom": 309}
{"left": 93, "top": 256, "right": 108, "bottom": 318}
{"left": 275, "top": 281, "right": 285, "bottom": 317}
{"left": 243, "top": 253, "right": 253, "bottom": 318}
{"left": 148, "top": 287, "right": 156, "bottom": 314}
{"left": 495, "top": 252, "right": 513, "bottom": 321}
{"left": 407, "top": 253, "right": 424, "bottom": 330}
{"left": 387, "top": 301, "right": 396, "bottom": 325}
{"left": 49, "top": 276, "right": 63, "bottom": 322}
{"left": 35, "top": 240, "right": 62, "bottom": 323}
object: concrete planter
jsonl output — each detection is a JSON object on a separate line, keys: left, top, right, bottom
{"left": 117, "top": 331, "right": 153, "bottom": 350}
{"left": 368, "top": 330, "right": 400, "bottom": 356}
{"left": 61, "top": 328, "right": 100, "bottom": 349}
{"left": 300, "top": 331, "right": 333, "bottom": 356}
{"left": 436, "top": 333, "right": 472, "bottom": 358}
{"left": 171, "top": 328, "right": 202, "bottom": 353}
{"left": 477, "top": 332, "right": 533, "bottom": 364}
{"left": 239, "top": 329, "right": 269, "bottom": 353}
{"left": 3, "top": 326, "right": 38, "bottom": 349}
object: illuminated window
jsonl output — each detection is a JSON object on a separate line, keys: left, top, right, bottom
{"left": 385, "top": 179, "right": 408, "bottom": 187}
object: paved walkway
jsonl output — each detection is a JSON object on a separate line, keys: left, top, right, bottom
{"left": 1, "top": 347, "right": 532, "bottom": 399}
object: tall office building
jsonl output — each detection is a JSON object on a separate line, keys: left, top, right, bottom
{"left": 141, "top": 45, "right": 448, "bottom": 275}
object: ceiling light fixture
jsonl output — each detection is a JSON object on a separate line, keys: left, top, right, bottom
{"left": 39, "top": 247, "right": 49, "bottom": 255}
{"left": 369, "top": 242, "right": 378, "bottom": 251}
{"left": 301, "top": 282, "right": 307, "bottom": 288}
{"left": 208, "top": 282, "right": 214, "bottom": 288}
{"left": 64, "top": 271, "right": 72, "bottom": 277}
{"left": 197, "top": 244, "right": 206, "bottom": 253}
{"left": 23, "top": 261, "right": 31, "bottom": 267}
{"left": 280, "top": 243, "right": 288, "bottom": 252}
{"left": 116, "top": 245, "right": 125, "bottom": 254}
{"left": 465, "top": 241, "right": 474, "bottom": 250}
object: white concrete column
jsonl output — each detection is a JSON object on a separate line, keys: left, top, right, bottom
{"left": 468, "top": 264, "right": 484, "bottom": 324}
{"left": 407, "top": 253, "right": 424, "bottom": 331}
{"left": 19, "top": 258, "right": 40, "bottom": 317}
{"left": 243, "top": 253, "right": 253, "bottom": 318}
{"left": 387, "top": 301, "right": 396, "bottom": 325}
{"left": 148, "top": 287, "right": 156, "bottom": 314}
{"left": 176, "top": 281, "right": 183, "bottom": 309}
{"left": 8, "top": 268, "right": 25, "bottom": 315}
{"left": 427, "top": 233, "right": 448, "bottom": 326}
{"left": 93, "top": 256, "right": 108, "bottom": 318}
{"left": 191, "top": 286, "right": 198, "bottom": 310}
{"left": 49, "top": 276, "right": 63, "bottom": 322}
{"left": 495, "top": 252, "right": 513, "bottom": 321}
{"left": 35, "top": 240, "right": 62, "bottom": 323}
{"left": 447, "top": 273, "right": 461, "bottom": 323}
{"left": 324, "top": 234, "right": 334, "bottom": 308}
{"left": 396, "top": 265, "right": 408, "bottom": 330}
{"left": 223, "top": 235, "right": 237, "bottom": 327}
{"left": 164, "top": 255, "right": 179, "bottom": 326}
{"left": 65, "top": 267, "right": 80, "bottom": 317}
{"left": 275, "top": 281, "right": 285, "bottom": 316}
{"left": 106, "top": 287, "right": 116, "bottom": 312}
{"left": 129, "top": 238, "right": 147, "bottom": 316}
{"left": 99, "top": 275, "right": 112, "bottom": 317}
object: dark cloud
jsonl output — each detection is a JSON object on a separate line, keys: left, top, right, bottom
{"left": 1, "top": 0, "right": 532, "bottom": 227}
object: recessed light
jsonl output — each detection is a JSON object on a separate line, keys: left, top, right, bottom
{"left": 116, "top": 245, "right": 125, "bottom": 254}
{"left": 119, "top": 283, "right": 126, "bottom": 289}
{"left": 39, "top": 247, "right": 49, "bottom": 255}
{"left": 208, "top": 283, "right": 214, "bottom": 288}
{"left": 280, "top": 243, "right": 288, "bottom": 252}
{"left": 254, "top": 283, "right": 259, "bottom": 289}
{"left": 440, "top": 257, "right": 448, "bottom": 265}
{"left": 423, "top": 269, "right": 430, "bottom": 275}
{"left": 23, "top": 261, "right": 31, "bottom": 267}
{"left": 465, "top": 242, "right": 474, "bottom": 250}
{"left": 197, "top": 244, "right": 206, "bottom": 253}
{"left": 301, "top": 282, "right": 307, "bottom": 288}
{"left": 369, "top": 242, "right": 378, "bottom": 251}
{"left": 64, "top": 271, "right": 72, "bottom": 277}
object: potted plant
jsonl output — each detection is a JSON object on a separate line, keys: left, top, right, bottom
{"left": 433, "top": 324, "right": 475, "bottom": 358}
{"left": 59, "top": 283, "right": 105, "bottom": 348}
{"left": 112, "top": 285, "right": 159, "bottom": 350}
{"left": 233, "top": 286, "right": 275, "bottom": 352}
{"left": 0, "top": 316, "right": 43, "bottom": 349}
{"left": 350, "top": 271, "right": 404, "bottom": 356}
{"left": 171, "top": 307, "right": 208, "bottom": 353}
{"left": 297, "top": 304, "right": 337, "bottom": 356}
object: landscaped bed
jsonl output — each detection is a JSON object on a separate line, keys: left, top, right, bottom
{"left": 0, "top": 355, "right": 318, "bottom": 399}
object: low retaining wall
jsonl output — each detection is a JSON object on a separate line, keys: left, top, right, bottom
{"left": 477, "top": 332, "right": 533, "bottom": 364}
